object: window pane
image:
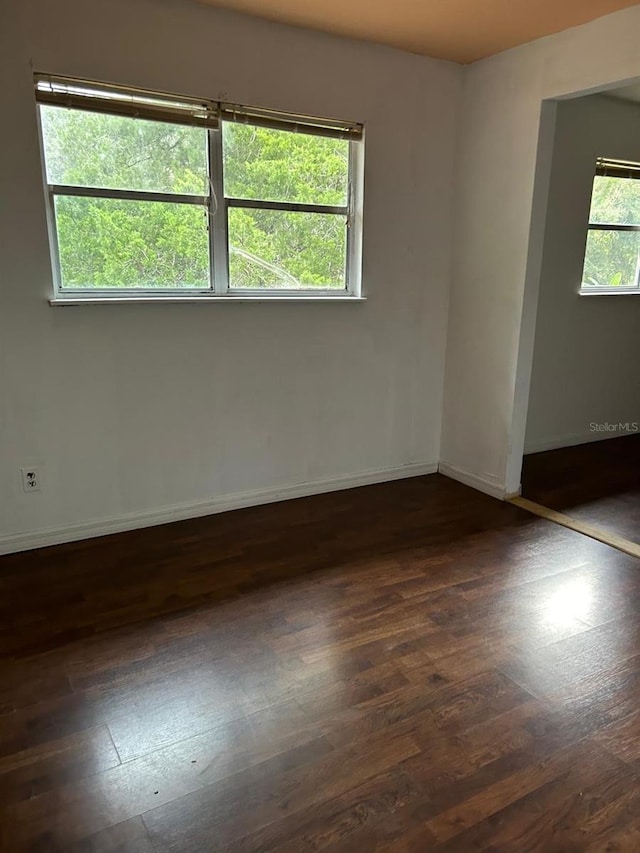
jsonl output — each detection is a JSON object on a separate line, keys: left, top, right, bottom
{"left": 54, "top": 196, "right": 210, "bottom": 289}
{"left": 228, "top": 208, "right": 346, "bottom": 289}
{"left": 589, "top": 175, "right": 640, "bottom": 225}
{"left": 41, "top": 106, "right": 208, "bottom": 195}
{"left": 582, "top": 229, "right": 640, "bottom": 287}
{"left": 223, "top": 123, "right": 349, "bottom": 205}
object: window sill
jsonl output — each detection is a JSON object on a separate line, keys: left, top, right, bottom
{"left": 579, "top": 288, "right": 640, "bottom": 296}
{"left": 50, "top": 295, "right": 367, "bottom": 306}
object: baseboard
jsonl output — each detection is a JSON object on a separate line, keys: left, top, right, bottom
{"left": 524, "top": 429, "right": 638, "bottom": 455}
{"left": 437, "top": 462, "right": 506, "bottom": 500}
{"left": 0, "top": 460, "right": 438, "bottom": 556}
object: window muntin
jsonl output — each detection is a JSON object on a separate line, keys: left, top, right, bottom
{"left": 581, "top": 160, "right": 640, "bottom": 293}
{"left": 36, "top": 78, "right": 363, "bottom": 299}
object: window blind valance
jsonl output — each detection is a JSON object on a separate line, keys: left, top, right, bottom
{"left": 34, "top": 75, "right": 364, "bottom": 141}
{"left": 596, "top": 157, "right": 640, "bottom": 180}
{"left": 219, "top": 103, "right": 363, "bottom": 141}
{"left": 35, "top": 75, "right": 220, "bottom": 129}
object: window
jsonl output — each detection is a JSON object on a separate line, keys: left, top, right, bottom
{"left": 581, "top": 158, "right": 640, "bottom": 294}
{"left": 35, "top": 76, "right": 364, "bottom": 300}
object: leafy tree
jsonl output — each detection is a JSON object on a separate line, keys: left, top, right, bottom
{"left": 583, "top": 175, "right": 640, "bottom": 287}
{"left": 40, "top": 106, "right": 349, "bottom": 290}
{"left": 223, "top": 124, "right": 348, "bottom": 287}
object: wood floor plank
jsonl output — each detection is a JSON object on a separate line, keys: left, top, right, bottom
{"left": 430, "top": 742, "right": 636, "bottom": 852}
{"left": 143, "top": 729, "right": 420, "bottom": 852}
{"left": 3, "top": 729, "right": 336, "bottom": 849}
{"left": 61, "top": 816, "right": 160, "bottom": 853}
{"left": 229, "top": 767, "right": 432, "bottom": 853}
{"left": 1, "top": 473, "right": 639, "bottom": 850}
{"left": 0, "top": 725, "right": 120, "bottom": 809}
{"left": 521, "top": 433, "right": 640, "bottom": 545}
{"left": 594, "top": 708, "right": 640, "bottom": 768}
{"left": 510, "top": 495, "right": 640, "bottom": 559}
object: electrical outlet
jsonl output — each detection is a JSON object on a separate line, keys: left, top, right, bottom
{"left": 21, "top": 466, "right": 41, "bottom": 493}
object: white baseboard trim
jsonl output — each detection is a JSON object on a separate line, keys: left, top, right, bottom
{"left": 525, "top": 429, "right": 639, "bottom": 455}
{"left": 438, "top": 462, "right": 506, "bottom": 500}
{"left": 0, "top": 460, "right": 438, "bottom": 556}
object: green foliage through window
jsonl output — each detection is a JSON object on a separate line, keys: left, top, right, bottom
{"left": 222, "top": 123, "right": 348, "bottom": 206}
{"left": 40, "top": 106, "right": 353, "bottom": 293}
{"left": 228, "top": 208, "right": 346, "bottom": 289}
{"left": 55, "top": 196, "right": 209, "bottom": 289}
{"left": 582, "top": 173, "right": 640, "bottom": 289}
{"left": 41, "top": 107, "right": 208, "bottom": 195}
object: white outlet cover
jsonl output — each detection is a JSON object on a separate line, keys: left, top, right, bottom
{"left": 21, "top": 466, "right": 42, "bottom": 493}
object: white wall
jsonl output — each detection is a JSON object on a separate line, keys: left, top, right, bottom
{"left": 440, "top": 5, "right": 640, "bottom": 497}
{"left": 525, "top": 95, "right": 640, "bottom": 454}
{"left": 0, "top": 0, "right": 462, "bottom": 552}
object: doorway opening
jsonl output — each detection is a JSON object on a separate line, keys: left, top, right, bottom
{"left": 513, "top": 83, "right": 640, "bottom": 554}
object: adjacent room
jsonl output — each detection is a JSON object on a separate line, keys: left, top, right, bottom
{"left": 1, "top": 0, "right": 640, "bottom": 849}
{"left": 520, "top": 87, "right": 640, "bottom": 550}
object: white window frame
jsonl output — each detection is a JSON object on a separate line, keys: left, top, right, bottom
{"left": 580, "top": 157, "right": 640, "bottom": 296}
{"left": 35, "top": 76, "right": 365, "bottom": 303}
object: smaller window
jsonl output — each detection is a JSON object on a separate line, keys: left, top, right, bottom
{"left": 581, "top": 158, "right": 640, "bottom": 294}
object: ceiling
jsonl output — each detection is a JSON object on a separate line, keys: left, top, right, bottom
{"left": 609, "top": 82, "right": 640, "bottom": 103}
{"left": 197, "top": 0, "right": 640, "bottom": 63}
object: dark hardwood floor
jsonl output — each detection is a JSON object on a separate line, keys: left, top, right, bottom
{"left": 2, "top": 473, "right": 640, "bottom": 851}
{"left": 522, "top": 434, "right": 640, "bottom": 544}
